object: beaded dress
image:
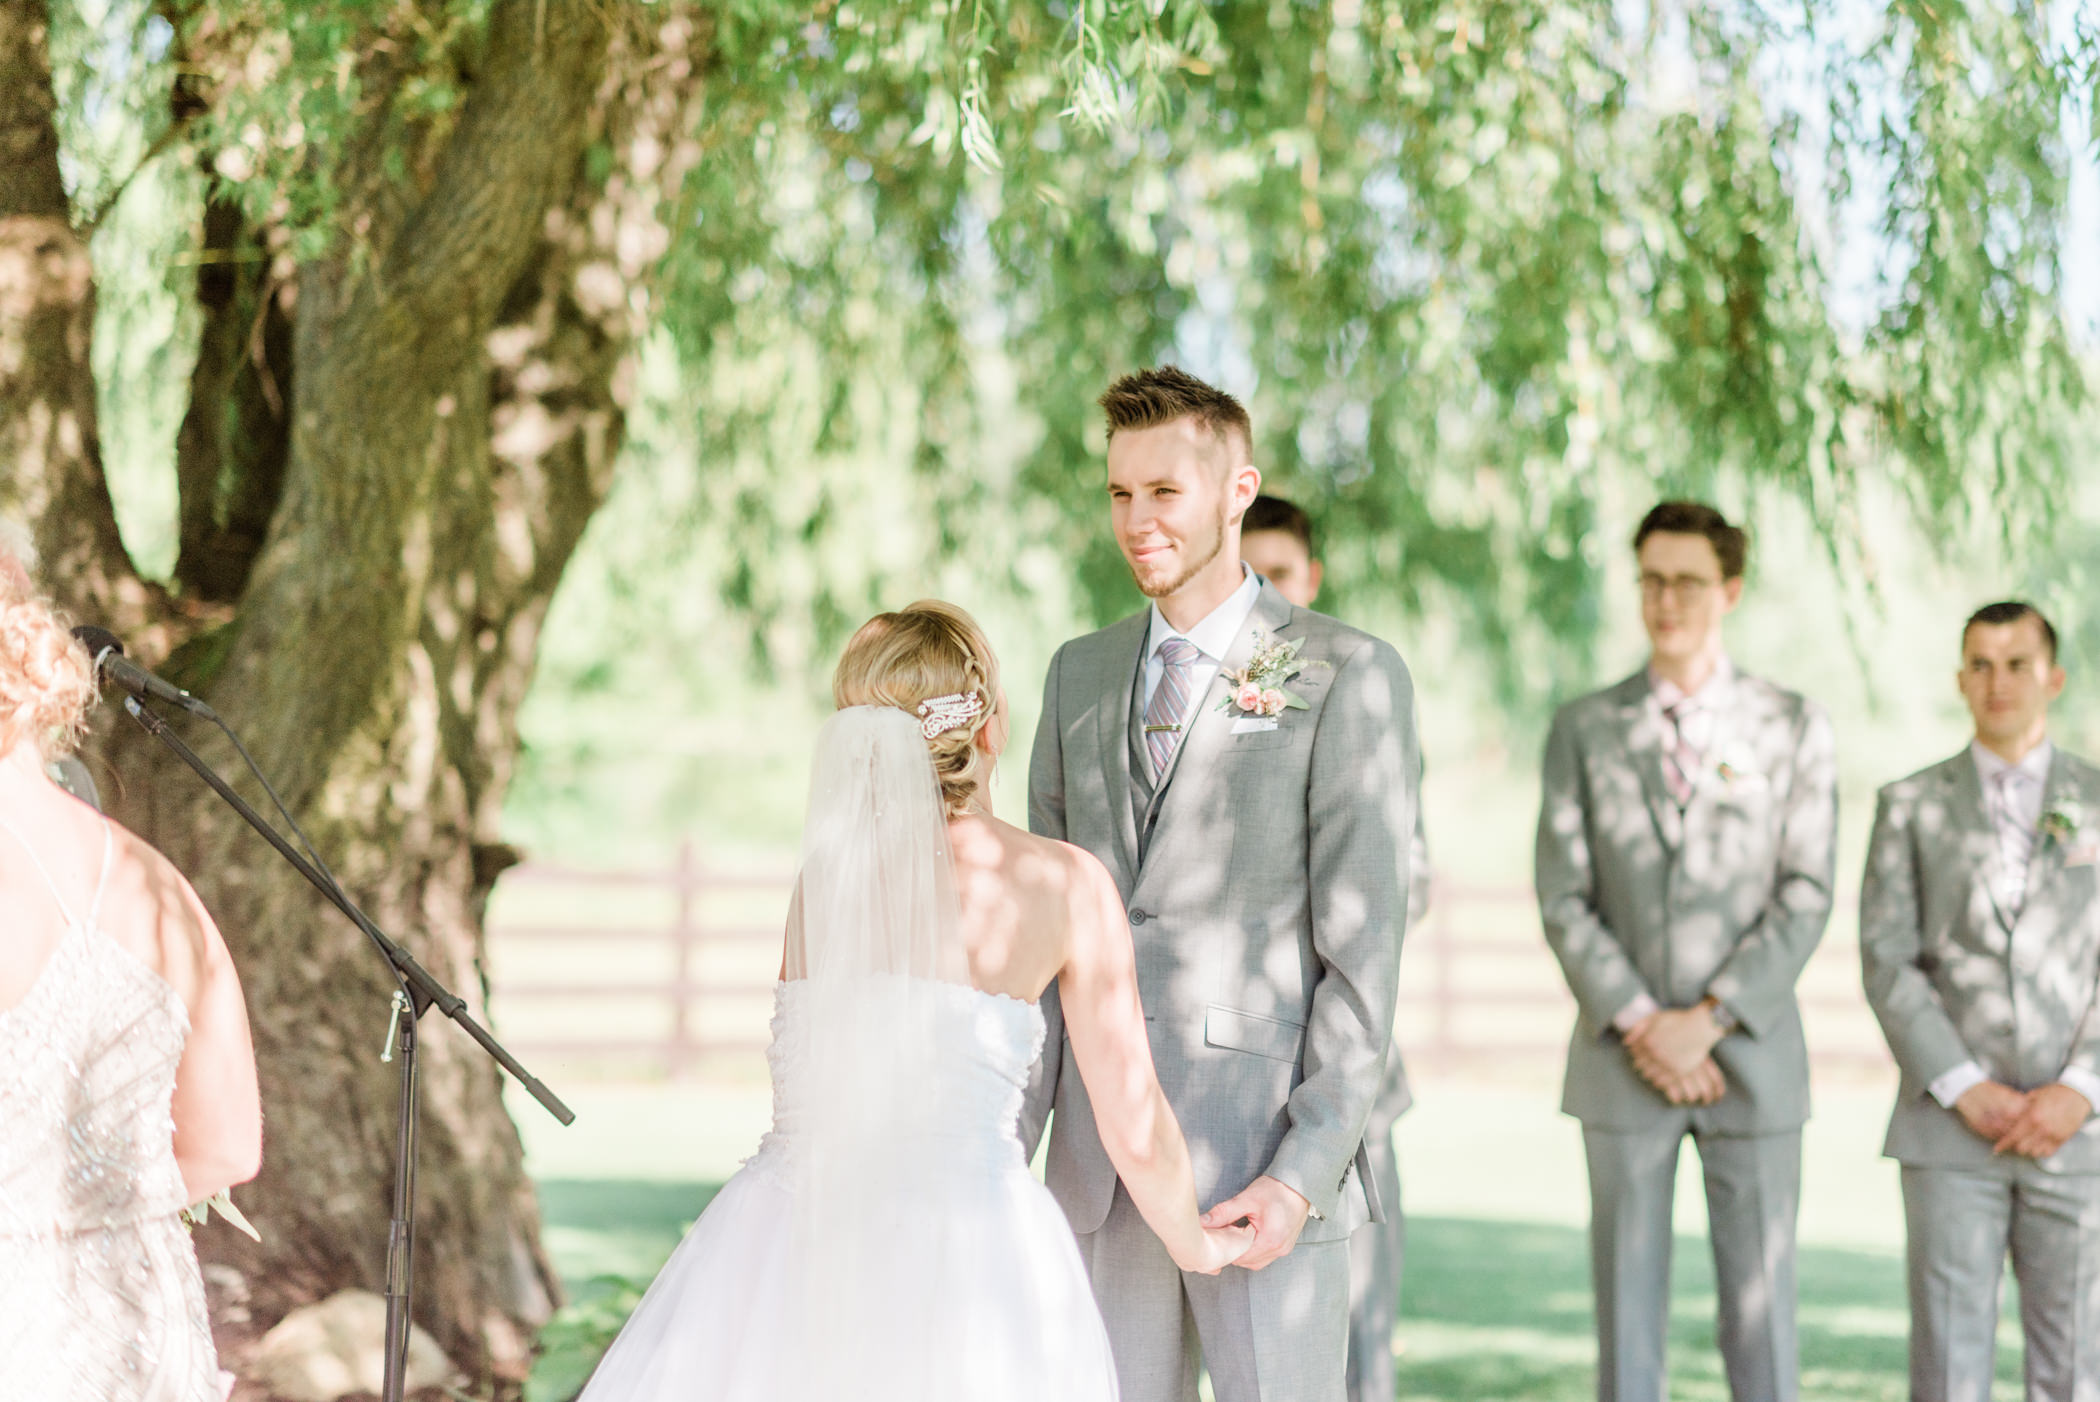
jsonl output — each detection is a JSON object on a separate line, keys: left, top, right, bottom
{"left": 0, "top": 817, "right": 223, "bottom": 1402}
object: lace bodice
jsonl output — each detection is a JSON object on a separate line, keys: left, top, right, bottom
{"left": 1, "top": 860, "right": 190, "bottom": 1236}
{"left": 749, "top": 978, "right": 1046, "bottom": 1179}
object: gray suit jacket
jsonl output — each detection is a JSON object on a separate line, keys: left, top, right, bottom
{"left": 1860, "top": 748, "right": 2100, "bottom": 1172}
{"left": 1535, "top": 669, "right": 1837, "bottom": 1134}
{"left": 1367, "top": 824, "right": 1429, "bottom": 1130}
{"left": 1021, "top": 582, "right": 1418, "bottom": 1243}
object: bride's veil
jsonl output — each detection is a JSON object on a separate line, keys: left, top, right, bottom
{"left": 780, "top": 704, "right": 970, "bottom": 1388}
{"left": 785, "top": 703, "right": 966, "bottom": 988}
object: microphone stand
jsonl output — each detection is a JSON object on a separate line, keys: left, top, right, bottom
{"left": 120, "top": 697, "right": 574, "bottom": 1402}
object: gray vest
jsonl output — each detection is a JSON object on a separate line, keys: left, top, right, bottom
{"left": 1127, "top": 653, "right": 1197, "bottom": 860}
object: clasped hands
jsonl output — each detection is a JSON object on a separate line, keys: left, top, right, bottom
{"left": 1623, "top": 1000, "right": 1729, "bottom": 1106}
{"left": 1954, "top": 1080, "right": 2093, "bottom": 1159}
{"left": 1198, "top": 1174, "right": 1311, "bottom": 1272}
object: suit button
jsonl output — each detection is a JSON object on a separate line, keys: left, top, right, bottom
{"left": 1130, "top": 909, "right": 1150, "bottom": 926}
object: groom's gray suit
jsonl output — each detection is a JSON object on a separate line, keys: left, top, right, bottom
{"left": 1022, "top": 580, "right": 1417, "bottom": 1402}
{"left": 1860, "top": 748, "right": 2100, "bottom": 1402}
{"left": 1536, "top": 667, "right": 1837, "bottom": 1402}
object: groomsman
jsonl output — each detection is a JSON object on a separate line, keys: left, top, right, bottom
{"left": 1242, "top": 494, "right": 1428, "bottom": 1402}
{"left": 1535, "top": 501, "right": 1837, "bottom": 1402}
{"left": 1860, "top": 601, "right": 2100, "bottom": 1402}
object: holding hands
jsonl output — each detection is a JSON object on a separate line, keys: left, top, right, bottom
{"left": 1200, "top": 1175, "right": 1313, "bottom": 1272}
{"left": 1172, "top": 1220, "right": 1260, "bottom": 1276}
{"left": 1624, "top": 1000, "right": 1730, "bottom": 1106}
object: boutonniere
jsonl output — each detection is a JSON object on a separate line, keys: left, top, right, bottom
{"left": 1216, "top": 631, "right": 1329, "bottom": 719}
{"left": 1714, "top": 748, "right": 1764, "bottom": 787}
{"left": 2043, "top": 799, "right": 2085, "bottom": 842}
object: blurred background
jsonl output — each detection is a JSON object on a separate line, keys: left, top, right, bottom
{"left": 9, "top": 0, "right": 2100, "bottom": 1396}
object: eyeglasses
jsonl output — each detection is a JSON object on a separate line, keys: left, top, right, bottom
{"left": 1638, "top": 573, "right": 1721, "bottom": 602}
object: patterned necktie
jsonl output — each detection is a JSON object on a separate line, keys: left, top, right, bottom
{"left": 1991, "top": 768, "right": 2033, "bottom": 912}
{"left": 1659, "top": 699, "right": 1696, "bottom": 806}
{"left": 1144, "top": 637, "right": 1200, "bottom": 779}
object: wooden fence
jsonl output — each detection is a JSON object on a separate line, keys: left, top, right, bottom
{"left": 484, "top": 846, "right": 1895, "bottom": 1081}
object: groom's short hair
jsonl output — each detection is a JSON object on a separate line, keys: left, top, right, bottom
{"left": 1099, "top": 366, "right": 1252, "bottom": 461}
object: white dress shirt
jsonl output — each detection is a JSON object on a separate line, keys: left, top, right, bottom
{"left": 1973, "top": 738, "right": 2051, "bottom": 914}
{"left": 1612, "top": 658, "right": 1737, "bottom": 1033}
{"left": 1928, "top": 739, "right": 2100, "bottom": 1114}
{"left": 1140, "top": 565, "right": 1264, "bottom": 733}
{"left": 1649, "top": 656, "right": 1736, "bottom": 793}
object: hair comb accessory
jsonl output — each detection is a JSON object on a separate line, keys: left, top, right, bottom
{"left": 916, "top": 691, "right": 984, "bottom": 739}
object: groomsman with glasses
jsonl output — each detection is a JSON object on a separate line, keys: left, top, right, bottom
{"left": 1536, "top": 500, "right": 1838, "bottom": 1402}
{"left": 1861, "top": 601, "right": 2100, "bottom": 1402}
{"left": 1240, "top": 495, "right": 1429, "bottom": 1402}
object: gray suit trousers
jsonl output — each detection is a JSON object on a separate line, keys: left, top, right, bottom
{"left": 1583, "top": 1120, "right": 1801, "bottom": 1402}
{"left": 1901, "top": 1162, "right": 2100, "bottom": 1402}
{"left": 1080, "top": 1183, "right": 1350, "bottom": 1402}
{"left": 1345, "top": 1121, "right": 1403, "bottom": 1402}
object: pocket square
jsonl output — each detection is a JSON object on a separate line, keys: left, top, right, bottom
{"left": 1231, "top": 717, "right": 1279, "bottom": 735}
{"left": 2067, "top": 840, "right": 2100, "bottom": 868}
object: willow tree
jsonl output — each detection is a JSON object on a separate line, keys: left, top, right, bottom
{"left": 2, "top": 0, "right": 2092, "bottom": 1385}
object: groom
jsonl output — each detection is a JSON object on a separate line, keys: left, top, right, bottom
{"left": 1023, "top": 366, "right": 1419, "bottom": 1402}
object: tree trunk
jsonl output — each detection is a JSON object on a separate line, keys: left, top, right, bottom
{"left": 0, "top": 0, "right": 160, "bottom": 633}
{"left": 3, "top": 0, "right": 712, "bottom": 1385}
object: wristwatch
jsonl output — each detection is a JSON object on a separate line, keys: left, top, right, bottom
{"left": 1702, "top": 996, "right": 1739, "bottom": 1035}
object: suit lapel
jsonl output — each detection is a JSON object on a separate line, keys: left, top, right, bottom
{"left": 1138, "top": 585, "right": 1296, "bottom": 875}
{"left": 1093, "top": 614, "right": 1148, "bottom": 889}
{"left": 2014, "top": 750, "right": 2078, "bottom": 930}
{"left": 1947, "top": 757, "right": 2018, "bottom": 935}
{"left": 1617, "top": 675, "right": 1684, "bottom": 851}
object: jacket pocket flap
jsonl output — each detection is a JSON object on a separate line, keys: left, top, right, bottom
{"left": 1205, "top": 1006, "right": 1305, "bottom": 1063}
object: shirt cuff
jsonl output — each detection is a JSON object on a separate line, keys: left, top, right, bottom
{"left": 2056, "top": 1067, "right": 2100, "bottom": 1117}
{"left": 1612, "top": 993, "right": 1661, "bottom": 1035}
{"left": 1929, "top": 1060, "right": 1989, "bottom": 1109}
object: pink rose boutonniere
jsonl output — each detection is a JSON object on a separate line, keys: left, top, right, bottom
{"left": 1218, "top": 632, "right": 1326, "bottom": 719}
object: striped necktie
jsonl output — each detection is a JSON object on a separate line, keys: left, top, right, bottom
{"left": 1659, "top": 699, "right": 1696, "bottom": 806}
{"left": 1144, "top": 637, "right": 1200, "bottom": 779}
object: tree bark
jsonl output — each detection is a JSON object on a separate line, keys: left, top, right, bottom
{"left": 170, "top": 181, "right": 293, "bottom": 606}
{"left": 4, "top": 0, "right": 713, "bottom": 1385}
{"left": 0, "top": 0, "right": 160, "bottom": 634}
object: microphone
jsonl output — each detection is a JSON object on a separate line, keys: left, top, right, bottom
{"left": 72, "top": 626, "right": 215, "bottom": 717}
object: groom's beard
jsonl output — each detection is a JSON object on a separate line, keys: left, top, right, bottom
{"left": 1130, "top": 509, "right": 1228, "bottom": 599}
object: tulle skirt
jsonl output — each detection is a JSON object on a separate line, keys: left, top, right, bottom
{"left": 576, "top": 1147, "right": 1119, "bottom": 1402}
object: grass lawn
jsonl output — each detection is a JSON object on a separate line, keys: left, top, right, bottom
{"left": 516, "top": 1075, "right": 2028, "bottom": 1401}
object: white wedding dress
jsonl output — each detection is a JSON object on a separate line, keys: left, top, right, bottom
{"left": 577, "top": 709, "right": 1119, "bottom": 1402}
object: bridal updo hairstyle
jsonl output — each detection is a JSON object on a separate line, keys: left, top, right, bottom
{"left": 833, "top": 601, "right": 1000, "bottom": 819}
{"left": 0, "top": 534, "right": 96, "bottom": 761}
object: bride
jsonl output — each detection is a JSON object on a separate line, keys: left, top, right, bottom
{"left": 577, "top": 600, "right": 1250, "bottom": 1400}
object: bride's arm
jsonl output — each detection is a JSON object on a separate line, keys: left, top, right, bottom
{"left": 117, "top": 840, "right": 262, "bottom": 1203}
{"left": 1056, "top": 849, "right": 1249, "bottom": 1275}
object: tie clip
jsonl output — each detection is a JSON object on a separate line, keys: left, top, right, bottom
{"left": 1143, "top": 723, "right": 1183, "bottom": 733}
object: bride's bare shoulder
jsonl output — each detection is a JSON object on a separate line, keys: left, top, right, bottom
{"left": 1013, "top": 829, "right": 1118, "bottom": 917}
{"left": 953, "top": 816, "right": 1110, "bottom": 902}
